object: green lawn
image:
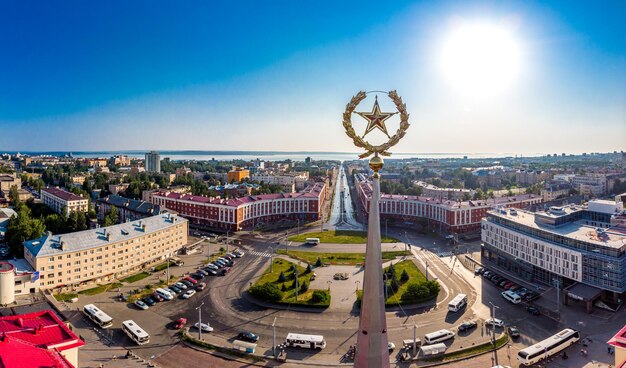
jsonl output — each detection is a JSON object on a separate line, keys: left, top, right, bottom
{"left": 288, "top": 230, "right": 398, "bottom": 244}
{"left": 252, "top": 258, "right": 329, "bottom": 307}
{"left": 153, "top": 261, "right": 176, "bottom": 272}
{"left": 54, "top": 293, "right": 78, "bottom": 302}
{"left": 385, "top": 260, "right": 427, "bottom": 305}
{"left": 121, "top": 272, "right": 151, "bottom": 283}
{"left": 78, "top": 282, "right": 123, "bottom": 295}
{"left": 424, "top": 334, "right": 508, "bottom": 362}
{"left": 276, "top": 249, "right": 409, "bottom": 265}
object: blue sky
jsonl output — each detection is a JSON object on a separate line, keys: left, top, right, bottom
{"left": 1, "top": 1, "right": 624, "bottom": 154}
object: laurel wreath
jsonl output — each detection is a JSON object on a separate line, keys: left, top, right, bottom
{"left": 343, "top": 90, "right": 410, "bottom": 159}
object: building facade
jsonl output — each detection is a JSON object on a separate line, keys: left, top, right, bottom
{"left": 145, "top": 151, "right": 161, "bottom": 173}
{"left": 23, "top": 214, "right": 188, "bottom": 290}
{"left": 0, "top": 173, "right": 20, "bottom": 192}
{"left": 481, "top": 200, "right": 626, "bottom": 308}
{"left": 151, "top": 182, "right": 327, "bottom": 231}
{"left": 572, "top": 174, "right": 607, "bottom": 196}
{"left": 356, "top": 174, "right": 542, "bottom": 235}
{"left": 227, "top": 168, "right": 250, "bottom": 183}
{"left": 40, "top": 187, "right": 88, "bottom": 216}
{"left": 414, "top": 180, "right": 475, "bottom": 200}
{"left": 97, "top": 195, "right": 161, "bottom": 223}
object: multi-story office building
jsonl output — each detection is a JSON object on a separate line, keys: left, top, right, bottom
{"left": 541, "top": 182, "right": 574, "bottom": 201}
{"left": 356, "top": 174, "right": 542, "bottom": 235}
{"left": 23, "top": 213, "right": 188, "bottom": 290}
{"left": 40, "top": 187, "right": 89, "bottom": 216}
{"left": 97, "top": 195, "right": 161, "bottom": 223}
{"left": 572, "top": 174, "right": 607, "bottom": 196}
{"left": 481, "top": 200, "right": 626, "bottom": 312}
{"left": 145, "top": 151, "right": 161, "bottom": 173}
{"left": 151, "top": 182, "right": 327, "bottom": 231}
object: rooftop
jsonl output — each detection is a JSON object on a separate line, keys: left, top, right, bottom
{"left": 0, "top": 309, "right": 84, "bottom": 368}
{"left": 41, "top": 187, "right": 85, "bottom": 202}
{"left": 24, "top": 213, "right": 187, "bottom": 257}
{"left": 488, "top": 208, "right": 626, "bottom": 250}
{"left": 98, "top": 195, "right": 161, "bottom": 215}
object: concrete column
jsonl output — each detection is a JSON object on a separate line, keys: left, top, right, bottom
{"left": 354, "top": 173, "right": 390, "bottom": 367}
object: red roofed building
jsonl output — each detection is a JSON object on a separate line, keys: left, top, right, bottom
{"left": 152, "top": 182, "right": 327, "bottom": 231}
{"left": 0, "top": 310, "right": 84, "bottom": 368}
{"left": 41, "top": 187, "right": 88, "bottom": 216}
{"left": 608, "top": 325, "right": 626, "bottom": 368}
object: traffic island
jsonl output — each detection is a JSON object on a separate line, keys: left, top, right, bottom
{"left": 180, "top": 328, "right": 268, "bottom": 366}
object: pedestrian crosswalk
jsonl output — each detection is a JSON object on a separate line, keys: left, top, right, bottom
{"left": 250, "top": 250, "right": 273, "bottom": 258}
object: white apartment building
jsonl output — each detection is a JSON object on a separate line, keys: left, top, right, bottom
{"left": 572, "top": 174, "right": 607, "bottom": 196}
{"left": 145, "top": 151, "right": 161, "bottom": 173}
{"left": 414, "top": 181, "right": 475, "bottom": 200}
{"left": 23, "top": 214, "right": 188, "bottom": 290}
{"left": 40, "top": 187, "right": 89, "bottom": 216}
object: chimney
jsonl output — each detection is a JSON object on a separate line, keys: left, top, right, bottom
{"left": 16, "top": 318, "right": 23, "bottom": 328}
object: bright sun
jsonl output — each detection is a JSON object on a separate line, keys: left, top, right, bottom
{"left": 440, "top": 22, "right": 521, "bottom": 97}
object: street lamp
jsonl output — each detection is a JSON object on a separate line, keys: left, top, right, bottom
{"left": 272, "top": 317, "right": 277, "bottom": 358}
{"left": 196, "top": 302, "right": 205, "bottom": 340}
{"left": 425, "top": 260, "right": 429, "bottom": 281}
{"left": 488, "top": 302, "right": 499, "bottom": 344}
{"left": 355, "top": 280, "right": 360, "bottom": 291}
{"left": 268, "top": 246, "right": 274, "bottom": 272}
{"left": 327, "top": 280, "right": 332, "bottom": 290}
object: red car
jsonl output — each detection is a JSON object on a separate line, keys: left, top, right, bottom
{"left": 184, "top": 276, "right": 198, "bottom": 284}
{"left": 174, "top": 318, "right": 187, "bottom": 329}
{"left": 503, "top": 282, "right": 515, "bottom": 290}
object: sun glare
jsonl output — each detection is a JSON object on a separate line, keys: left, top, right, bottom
{"left": 440, "top": 21, "right": 521, "bottom": 97}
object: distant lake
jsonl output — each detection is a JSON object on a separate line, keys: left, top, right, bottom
{"left": 10, "top": 150, "right": 536, "bottom": 162}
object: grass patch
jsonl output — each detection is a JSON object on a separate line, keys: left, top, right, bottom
{"left": 385, "top": 260, "right": 427, "bottom": 305}
{"left": 181, "top": 329, "right": 266, "bottom": 362}
{"left": 276, "top": 249, "right": 409, "bottom": 265}
{"left": 251, "top": 259, "right": 329, "bottom": 307}
{"left": 153, "top": 261, "right": 175, "bottom": 272}
{"left": 288, "top": 230, "right": 398, "bottom": 244}
{"left": 54, "top": 293, "right": 78, "bottom": 302}
{"left": 78, "top": 282, "right": 123, "bottom": 296}
{"left": 121, "top": 272, "right": 151, "bottom": 283}
{"left": 424, "top": 334, "right": 508, "bottom": 362}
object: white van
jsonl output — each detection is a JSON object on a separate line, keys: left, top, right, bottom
{"left": 448, "top": 294, "right": 468, "bottom": 312}
{"left": 501, "top": 290, "right": 521, "bottom": 304}
{"left": 424, "top": 329, "right": 455, "bottom": 344}
{"left": 155, "top": 288, "right": 174, "bottom": 301}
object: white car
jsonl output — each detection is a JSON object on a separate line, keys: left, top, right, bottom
{"left": 175, "top": 282, "right": 188, "bottom": 290}
{"left": 194, "top": 322, "right": 214, "bottom": 332}
{"left": 182, "top": 290, "right": 196, "bottom": 299}
{"left": 205, "top": 264, "right": 218, "bottom": 271}
{"left": 485, "top": 318, "right": 504, "bottom": 328}
{"left": 388, "top": 342, "right": 396, "bottom": 352}
{"left": 134, "top": 300, "right": 149, "bottom": 310}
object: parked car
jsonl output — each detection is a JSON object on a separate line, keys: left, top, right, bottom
{"left": 526, "top": 306, "right": 540, "bottom": 315}
{"left": 485, "top": 318, "right": 504, "bottom": 328}
{"left": 190, "top": 273, "right": 203, "bottom": 280}
{"left": 134, "top": 300, "right": 149, "bottom": 310}
{"left": 184, "top": 276, "right": 198, "bottom": 284}
{"left": 233, "top": 250, "right": 244, "bottom": 257}
{"left": 168, "top": 285, "right": 181, "bottom": 294}
{"left": 498, "top": 280, "right": 509, "bottom": 288}
{"left": 196, "top": 282, "right": 206, "bottom": 291}
{"left": 482, "top": 271, "right": 492, "bottom": 278}
{"left": 205, "top": 269, "right": 217, "bottom": 276}
{"left": 175, "top": 281, "right": 188, "bottom": 290}
{"left": 182, "top": 290, "right": 196, "bottom": 299}
{"left": 503, "top": 283, "right": 516, "bottom": 290}
{"left": 508, "top": 326, "right": 520, "bottom": 338}
{"left": 143, "top": 297, "right": 157, "bottom": 306}
{"left": 151, "top": 293, "right": 164, "bottom": 302}
{"left": 205, "top": 264, "right": 219, "bottom": 271}
{"left": 237, "top": 331, "right": 259, "bottom": 343}
{"left": 474, "top": 267, "right": 484, "bottom": 275}
{"left": 182, "top": 280, "right": 194, "bottom": 287}
{"left": 458, "top": 320, "right": 478, "bottom": 332}
{"left": 509, "top": 285, "right": 523, "bottom": 292}
{"left": 524, "top": 292, "right": 540, "bottom": 301}
{"left": 194, "top": 322, "right": 213, "bottom": 332}
{"left": 174, "top": 318, "right": 187, "bottom": 329}
{"left": 310, "top": 272, "right": 317, "bottom": 281}
{"left": 197, "top": 269, "right": 208, "bottom": 277}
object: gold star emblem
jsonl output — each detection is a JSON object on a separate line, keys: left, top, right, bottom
{"left": 355, "top": 95, "right": 396, "bottom": 139}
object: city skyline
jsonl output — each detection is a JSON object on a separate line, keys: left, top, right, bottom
{"left": 1, "top": 1, "right": 624, "bottom": 154}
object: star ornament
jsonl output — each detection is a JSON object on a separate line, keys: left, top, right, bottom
{"left": 355, "top": 96, "right": 397, "bottom": 139}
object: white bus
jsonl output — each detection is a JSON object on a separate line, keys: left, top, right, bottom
{"left": 122, "top": 320, "right": 150, "bottom": 345}
{"left": 305, "top": 238, "right": 320, "bottom": 245}
{"left": 424, "top": 329, "right": 455, "bottom": 345}
{"left": 448, "top": 294, "right": 468, "bottom": 312}
{"left": 83, "top": 304, "right": 113, "bottom": 329}
{"left": 285, "top": 333, "right": 326, "bottom": 349}
{"left": 501, "top": 290, "right": 521, "bottom": 304}
{"left": 518, "top": 329, "right": 580, "bottom": 366}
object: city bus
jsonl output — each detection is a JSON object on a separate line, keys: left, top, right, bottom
{"left": 83, "top": 304, "right": 113, "bottom": 329}
{"left": 285, "top": 333, "right": 326, "bottom": 349}
{"left": 305, "top": 238, "right": 320, "bottom": 245}
{"left": 518, "top": 328, "right": 580, "bottom": 366}
{"left": 448, "top": 294, "right": 468, "bottom": 312}
{"left": 122, "top": 320, "right": 150, "bottom": 345}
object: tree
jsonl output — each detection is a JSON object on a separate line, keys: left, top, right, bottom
{"left": 249, "top": 283, "right": 283, "bottom": 302}
{"left": 300, "top": 281, "right": 309, "bottom": 292}
{"left": 401, "top": 283, "right": 430, "bottom": 302}
{"left": 425, "top": 280, "right": 440, "bottom": 296}
{"left": 390, "top": 276, "right": 400, "bottom": 294}
{"left": 8, "top": 185, "right": 20, "bottom": 207}
{"left": 5, "top": 204, "right": 46, "bottom": 257}
{"left": 311, "top": 290, "right": 329, "bottom": 304}
{"left": 103, "top": 207, "right": 119, "bottom": 227}
{"left": 400, "top": 269, "right": 410, "bottom": 283}
{"left": 315, "top": 257, "right": 323, "bottom": 267}
{"left": 305, "top": 264, "right": 312, "bottom": 274}
{"left": 281, "top": 283, "right": 287, "bottom": 292}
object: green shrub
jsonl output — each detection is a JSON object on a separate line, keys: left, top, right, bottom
{"left": 249, "top": 283, "right": 283, "bottom": 302}
{"left": 390, "top": 276, "right": 400, "bottom": 293}
{"left": 300, "top": 281, "right": 308, "bottom": 292}
{"left": 400, "top": 269, "right": 409, "bottom": 282}
{"left": 315, "top": 257, "right": 322, "bottom": 267}
{"left": 426, "top": 280, "right": 440, "bottom": 295}
{"left": 311, "top": 290, "right": 329, "bottom": 304}
{"left": 278, "top": 271, "right": 286, "bottom": 282}
{"left": 281, "top": 283, "right": 287, "bottom": 292}
{"left": 401, "top": 283, "right": 430, "bottom": 302}
{"left": 305, "top": 264, "right": 312, "bottom": 274}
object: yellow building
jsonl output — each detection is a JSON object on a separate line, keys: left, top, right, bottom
{"left": 23, "top": 214, "right": 188, "bottom": 290}
{"left": 227, "top": 168, "right": 250, "bottom": 183}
